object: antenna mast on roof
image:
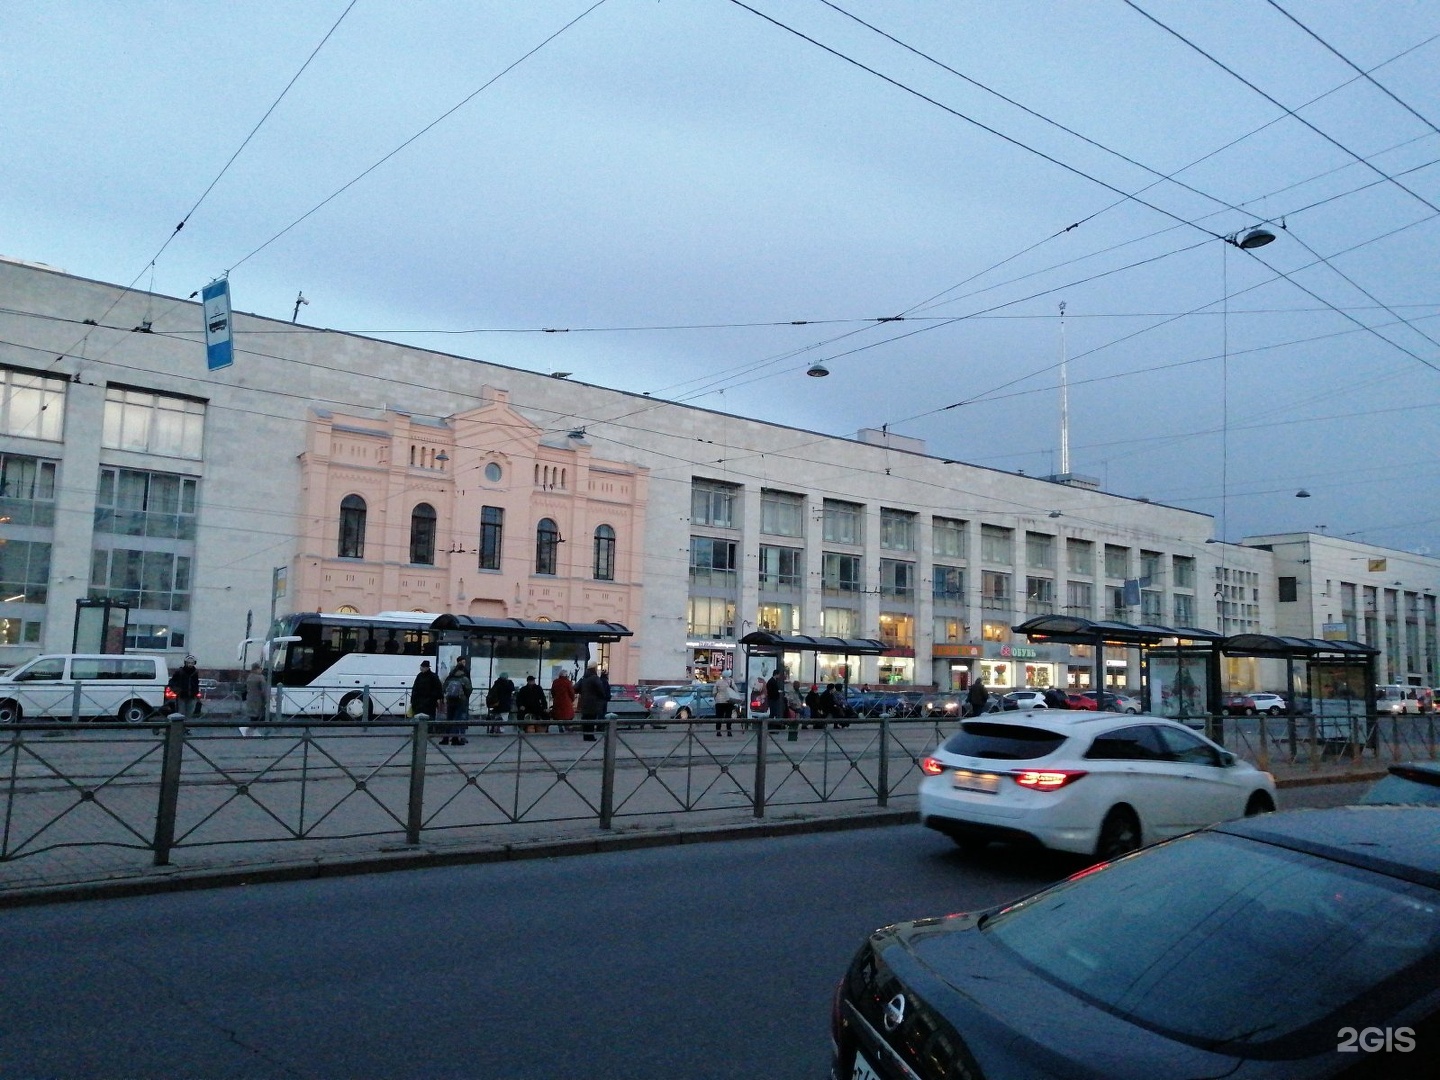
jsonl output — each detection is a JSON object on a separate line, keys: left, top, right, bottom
{"left": 1058, "top": 301, "right": 1070, "bottom": 476}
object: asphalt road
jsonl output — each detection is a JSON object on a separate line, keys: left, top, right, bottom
{"left": 0, "top": 783, "right": 1370, "bottom": 1080}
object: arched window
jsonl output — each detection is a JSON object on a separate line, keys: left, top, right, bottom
{"left": 535, "top": 518, "right": 560, "bottom": 575}
{"left": 593, "top": 524, "right": 616, "bottom": 581}
{"left": 338, "top": 495, "right": 367, "bottom": 558}
{"left": 410, "top": 502, "right": 437, "bottom": 565}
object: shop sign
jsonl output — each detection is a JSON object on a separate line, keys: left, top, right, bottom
{"left": 686, "top": 640, "right": 735, "bottom": 650}
{"left": 999, "top": 645, "right": 1038, "bottom": 659}
{"left": 933, "top": 644, "right": 982, "bottom": 658}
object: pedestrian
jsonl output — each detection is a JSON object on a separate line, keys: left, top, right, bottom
{"left": 765, "top": 669, "right": 784, "bottom": 723}
{"left": 1043, "top": 686, "right": 1070, "bottom": 709}
{"left": 712, "top": 671, "right": 738, "bottom": 735}
{"left": 577, "top": 663, "right": 607, "bottom": 741}
{"left": 441, "top": 659, "right": 472, "bottom": 745}
{"left": 966, "top": 678, "right": 989, "bottom": 719}
{"left": 410, "top": 660, "right": 443, "bottom": 730}
{"left": 550, "top": 669, "right": 576, "bottom": 732}
{"left": 515, "top": 675, "right": 549, "bottom": 733}
{"left": 239, "top": 662, "right": 268, "bottom": 737}
{"left": 806, "top": 684, "right": 829, "bottom": 729}
{"left": 168, "top": 654, "right": 202, "bottom": 718}
{"left": 486, "top": 671, "right": 515, "bottom": 734}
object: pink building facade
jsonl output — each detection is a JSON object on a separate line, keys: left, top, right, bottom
{"left": 292, "top": 386, "right": 648, "bottom": 680}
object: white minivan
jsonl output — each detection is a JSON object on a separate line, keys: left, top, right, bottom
{"left": 0, "top": 654, "right": 171, "bottom": 723}
{"left": 1376, "top": 684, "right": 1434, "bottom": 715}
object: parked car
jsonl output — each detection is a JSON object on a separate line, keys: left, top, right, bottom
{"left": 1001, "top": 689, "right": 1049, "bottom": 710}
{"left": 831, "top": 805, "right": 1439, "bottom": 1080}
{"left": 649, "top": 684, "right": 716, "bottom": 720}
{"left": 1075, "top": 690, "right": 1140, "bottom": 713}
{"left": 0, "top": 653, "right": 171, "bottom": 723}
{"left": 843, "top": 691, "right": 917, "bottom": 718}
{"left": 1224, "top": 691, "right": 1289, "bottom": 716}
{"left": 918, "top": 711, "right": 1276, "bottom": 858}
{"left": 604, "top": 684, "right": 652, "bottom": 726}
{"left": 1360, "top": 761, "right": 1440, "bottom": 805}
{"left": 921, "top": 693, "right": 964, "bottom": 718}
{"left": 1376, "top": 684, "right": 1434, "bottom": 714}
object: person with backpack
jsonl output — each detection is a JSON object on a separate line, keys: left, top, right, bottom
{"left": 441, "top": 658, "right": 472, "bottom": 746}
{"left": 486, "top": 671, "right": 516, "bottom": 735}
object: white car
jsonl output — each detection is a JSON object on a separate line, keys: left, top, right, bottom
{"left": 919, "top": 712, "right": 1276, "bottom": 859}
{"left": 1001, "top": 689, "right": 1049, "bottom": 710}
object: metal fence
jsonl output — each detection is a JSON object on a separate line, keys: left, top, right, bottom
{"left": 1, "top": 712, "right": 1430, "bottom": 886}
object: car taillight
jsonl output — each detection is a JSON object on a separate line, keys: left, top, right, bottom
{"left": 1011, "top": 769, "right": 1086, "bottom": 790}
{"left": 921, "top": 756, "right": 945, "bottom": 775}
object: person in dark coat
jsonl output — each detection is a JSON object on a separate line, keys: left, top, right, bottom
{"left": 165, "top": 654, "right": 202, "bottom": 718}
{"left": 486, "top": 672, "right": 516, "bottom": 734}
{"left": 515, "top": 675, "right": 549, "bottom": 734}
{"left": 965, "top": 678, "right": 989, "bottom": 718}
{"left": 410, "top": 661, "right": 443, "bottom": 723}
{"left": 441, "top": 659, "right": 472, "bottom": 746}
{"left": 576, "top": 663, "right": 607, "bottom": 742}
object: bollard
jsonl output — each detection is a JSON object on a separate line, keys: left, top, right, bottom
{"left": 71, "top": 681, "right": 83, "bottom": 723}
{"left": 153, "top": 717, "right": 187, "bottom": 865}
{"left": 406, "top": 714, "right": 429, "bottom": 844}
{"left": 877, "top": 717, "right": 890, "bottom": 808}
{"left": 599, "top": 717, "right": 617, "bottom": 829}
{"left": 753, "top": 716, "right": 768, "bottom": 819}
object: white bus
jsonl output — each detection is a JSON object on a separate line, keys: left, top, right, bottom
{"left": 250, "top": 611, "right": 445, "bottom": 719}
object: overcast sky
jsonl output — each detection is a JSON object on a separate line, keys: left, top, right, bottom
{"left": 5, "top": 1, "right": 1439, "bottom": 553}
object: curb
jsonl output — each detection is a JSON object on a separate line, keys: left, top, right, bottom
{"left": 0, "top": 809, "right": 918, "bottom": 909}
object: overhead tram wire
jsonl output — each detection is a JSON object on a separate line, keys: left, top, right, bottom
{"left": 224, "top": 0, "right": 610, "bottom": 275}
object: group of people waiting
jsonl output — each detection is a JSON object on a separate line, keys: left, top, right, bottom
{"left": 409, "top": 660, "right": 613, "bottom": 744}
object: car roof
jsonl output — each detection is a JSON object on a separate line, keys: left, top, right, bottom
{"left": 1215, "top": 806, "right": 1440, "bottom": 889}
{"left": 964, "top": 711, "right": 1202, "bottom": 736}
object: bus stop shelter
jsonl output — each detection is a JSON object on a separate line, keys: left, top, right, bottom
{"left": 429, "top": 615, "right": 633, "bottom": 686}
{"left": 737, "top": 631, "right": 888, "bottom": 715}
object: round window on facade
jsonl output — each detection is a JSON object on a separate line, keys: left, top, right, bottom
{"left": 485, "top": 462, "right": 502, "bottom": 483}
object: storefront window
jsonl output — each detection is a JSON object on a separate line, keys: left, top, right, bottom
{"left": 878, "top": 612, "right": 914, "bottom": 649}
{"left": 981, "top": 660, "right": 1015, "bottom": 689}
{"left": 877, "top": 657, "right": 914, "bottom": 684}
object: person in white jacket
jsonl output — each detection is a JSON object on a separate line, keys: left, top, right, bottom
{"left": 712, "top": 672, "right": 738, "bottom": 736}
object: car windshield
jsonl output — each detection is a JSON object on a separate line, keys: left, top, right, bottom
{"left": 983, "top": 831, "right": 1440, "bottom": 1051}
{"left": 942, "top": 722, "right": 1066, "bottom": 760}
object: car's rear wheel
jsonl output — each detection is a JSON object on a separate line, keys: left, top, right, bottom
{"left": 1266, "top": 706, "right": 1283, "bottom": 716}
{"left": 117, "top": 700, "right": 151, "bottom": 724}
{"left": 338, "top": 691, "right": 369, "bottom": 721}
{"left": 1095, "top": 807, "right": 1141, "bottom": 860}
{"left": 0, "top": 699, "right": 21, "bottom": 724}
{"left": 1245, "top": 791, "right": 1275, "bottom": 816}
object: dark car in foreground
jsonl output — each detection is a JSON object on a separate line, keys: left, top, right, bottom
{"left": 832, "top": 806, "right": 1439, "bottom": 1080}
{"left": 1362, "top": 761, "right": 1440, "bottom": 806}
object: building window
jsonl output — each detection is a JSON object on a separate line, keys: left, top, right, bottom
{"left": 1067, "top": 538, "right": 1094, "bottom": 575}
{"left": 823, "top": 500, "right": 862, "bottom": 545}
{"left": 0, "top": 368, "right": 66, "bottom": 441}
{"left": 0, "top": 618, "right": 43, "bottom": 645}
{"left": 822, "top": 607, "right": 858, "bottom": 637}
{"left": 124, "top": 623, "right": 183, "bottom": 650}
{"left": 1141, "top": 589, "right": 1163, "bottom": 622}
{"left": 102, "top": 387, "right": 205, "bottom": 459}
{"left": 981, "top": 570, "right": 1011, "bottom": 610}
{"left": 338, "top": 495, "right": 367, "bottom": 559}
{"left": 880, "top": 509, "right": 916, "bottom": 552}
{"left": 1140, "top": 549, "right": 1162, "bottom": 583}
{"left": 1066, "top": 580, "right": 1093, "bottom": 615}
{"left": 934, "top": 616, "right": 966, "bottom": 643}
{"left": 760, "top": 490, "right": 804, "bottom": 537}
{"left": 1026, "top": 576, "right": 1055, "bottom": 615}
{"left": 692, "top": 479, "right": 739, "bottom": 528}
{"left": 981, "top": 620, "right": 1010, "bottom": 643}
{"left": 479, "top": 506, "right": 503, "bottom": 571}
{"left": 0, "top": 539, "right": 51, "bottom": 604}
{"left": 933, "top": 565, "right": 965, "bottom": 603}
{"left": 822, "top": 552, "right": 863, "bottom": 594}
{"left": 89, "top": 548, "right": 190, "bottom": 611}
{"left": 484, "top": 462, "right": 503, "bottom": 483}
{"left": 593, "top": 525, "right": 616, "bottom": 581}
{"left": 1109, "top": 586, "right": 1128, "bottom": 620}
{"left": 687, "top": 596, "right": 735, "bottom": 637}
{"left": 410, "top": 503, "right": 437, "bottom": 565}
{"left": 758, "top": 545, "right": 802, "bottom": 591}
{"left": 690, "top": 537, "right": 738, "bottom": 587}
{"left": 1104, "top": 544, "right": 1129, "bottom": 579}
{"left": 933, "top": 517, "right": 966, "bottom": 559}
{"left": 1173, "top": 555, "right": 1195, "bottom": 588}
{"left": 879, "top": 612, "right": 914, "bottom": 650}
{"left": 757, "top": 602, "right": 797, "bottom": 634}
{"left": 535, "top": 518, "right": 560, "bottom": 575}
{"left": 880, "top": 558, "right": 915, "bottom": 600}
{"left": 1026, "top": 532, "right": 1055, "bottom": 570}
{"left": 1174, "top": 593, "right": 1194, "bottom": 623}
{"left": 0, "top": 454, "right": 58, "bottom": 526}
{"left": 981, "top": 525, "right": 1013, "bottom": 564}
{"left": 95, "top": 468, "right": 197, "bottom": 540}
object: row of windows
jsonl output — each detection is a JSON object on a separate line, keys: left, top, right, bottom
{"left": 336, "top": 497, "right": 619, "bottom": 579}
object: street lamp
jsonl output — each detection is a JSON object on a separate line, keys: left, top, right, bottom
{"left": 806, "top": 362, "right": 830, "bottom": 377}
{"left": 1227, "top": 227, "right": 1276, "bottom": 250}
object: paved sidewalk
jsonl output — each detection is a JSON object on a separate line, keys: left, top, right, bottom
{"left": 0, "top": 757, "right": 1384, "bottom": 908}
